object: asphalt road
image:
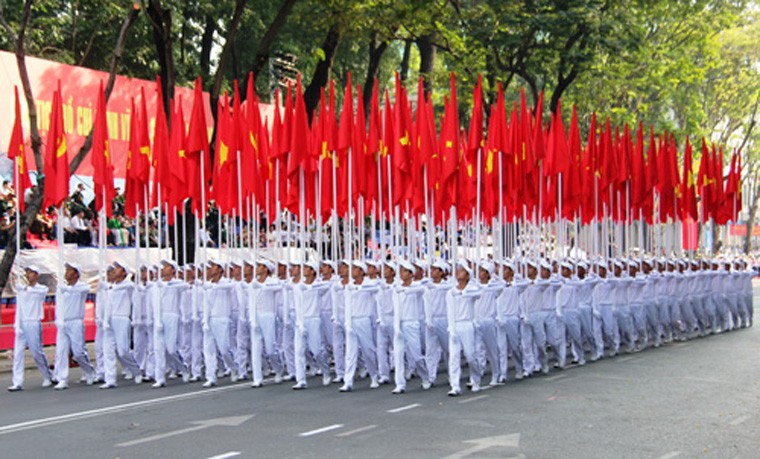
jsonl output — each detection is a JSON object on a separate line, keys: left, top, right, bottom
{"left": 1, "top": 289, "right": 759, "bottom": 459}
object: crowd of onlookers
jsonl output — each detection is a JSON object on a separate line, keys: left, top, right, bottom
{"left": 0, "top": 182, "right": 161, "bottom": 250}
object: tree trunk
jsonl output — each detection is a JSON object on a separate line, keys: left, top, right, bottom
{"left": 0, "top": 1, "right": 138, "bottom": 290}
{"left": 304, "top": 22, "right": 342, "bottom": 119}
{"left": 362, "top": 31, "right": 388, "bottom": 115}
{"left": 416, "top": 34, "right": 436, "bottom": 96}
{"left": 146, "top": 0, "right": 175, "bottom": 121}
{"left": 711, "top": 222, "right": 722, "bottom": 254}
{"left": 743, "top": 185, "right": 760, "bottom": 254}
{"left": 209, "top": 0, "right": 247, "bottom": 120}
{"left": 246, "top": 0, "right": 298, "bottom": 98}
{"left": 200, "top": 14, "right": 215, "bottom": 82}
{"left": 69, "top": 4, "right": 140, "bottom": 175}
{"left": 399, "top": 39, "right": 412, "bottom": 84}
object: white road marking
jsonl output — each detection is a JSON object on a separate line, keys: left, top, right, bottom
{"left": 299, "top": 424, "right": 344, "bottom": 437}
{"left": 335, "top": 424, "right": 377, "bottom": 437}
{"left": 656, "top": 451, "right": 682, "bottom": 459}
{"left": 443, "top": 433, "right": 521, "bottom": 459}
{"left": 207, "top": 452, "right": 241, "bottom": 459}
{"left": 459, "top": 395, "right": 489, "bottom": 404}
{"left": 116, "top": 415, "right": 254, "bottom": 447}
{"left": 544, "top": 374, "right": 567, "bottom": 382}
{"left": 0, "top": 379, "right": 265, "bottom": 436}
{"left": 617, "top": 356, "right": 634, "bottom": 363}
{"left": 729, "top": 414, "right": 750, "bottom": 426}
{"left": 387, "top": 403, "right": 421, "bottom": 413}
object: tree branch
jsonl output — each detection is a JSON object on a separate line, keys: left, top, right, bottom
{"left": 68, "top": 3, "right": 140, "bottom": 175}
{"left": 210, "top": 0, "right": 248, "bottom": 116}
{"left": 246, "top": 0, "right": 298, "bottom": 94}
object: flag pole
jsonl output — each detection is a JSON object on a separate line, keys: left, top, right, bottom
{"left": 14, "top": 158, "right": 21, "bottom": 257}
{"left": 144, "top": 184, "right": 150, "bottom": 267}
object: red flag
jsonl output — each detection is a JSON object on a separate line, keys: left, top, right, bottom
{"left": 681, "top": 136, "right": 698, "bottom": 221}
{"left": 134, "top": 87, "right": 152, "bottom": 184}
{"left": 438, "top": 73, "right": 459, "bottom": 212}
{"left": 337, "top": 73, "right": 353, "bottom": 153}
{"left": 8, "top": 87, "right": 32, "bottom": 212}
{"left": 167, "top": 98, "right": 188, "bottom": 213}
{"left": 186, "top": 77, "right": 211, "bottom": 215}
{"left": 151, "top": 77, "right": 171, "bottom": 207}
{"left": 467, "top": 75, "right": 484, "bottom": 160}
{"left": 43, "top": 82, "right": 69, "bottom": 210}
{"left": 91, "top": 81, "right": 116, "bottom": 217}
{"left": 124, "top": 97, "right": 143, "bottom": 218}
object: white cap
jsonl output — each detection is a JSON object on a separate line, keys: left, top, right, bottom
{"left": 524, "top": 259, "right": 539, "bottom": 270}
{"left": 161, "top": 259, "right": 179, "bottom": 271}
{"left": 321, "top": 260, "right": 337, "bottom": 271}
{"left": 479, "top": 260, "right": 495, "bottom": 275}
{"left": 576, "top": 260, "right": 589, "bottom": 270}
{"left": 303, "top": 260, "right": 319, "bottom": 272}
{"left": 384, "top": 260, "right": 397, "bottom": 272}
{"left": 613, "top": 259, "right": 625, "bottom": 270}
{"left": 25, "top": 264, "right": 41, "bottom": 274}
{"left": 500, "top": 260, "right": 516, "bottom": 272}
{"left": 398, "top": 259, "right": 415, "bottom": 273}
{"left": 411, "top": 259, "right": 427, "bottom": 270}
{"left": 432, "top": 259, "right": 450, "bottom": 273}
{"left": 111, "top": 260, "right": 130, "bottom": 272}
{"left": 559, "top": 260, "right": 574, "bottom": 271}
{"left": 456, "top": 260, "right": 473, "bottom": 277}
{"left": 352, "top": 261, "right": 368, "bottom": 273}
{"left": 228, "top": 259, "right": 242, "bottom": 268}
{"left": 256, "top": 259, "right": 275, "bottom": 273}
{"left": 64, "top": 262, "right": 81, "bottom": 273}
{"left": 539, "top": 259, "right": 552, "bottom": 271}
{"left": 366, "top": 259, "right": 383, "bottom": 269}
{"left": 207, "top": 259, "right": 224, "bottom": 268}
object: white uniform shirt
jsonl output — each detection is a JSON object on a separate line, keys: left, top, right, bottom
{"left": 15, "top": 283, "right": 48, "bottom": 328}
{"left": 56, "top": 281, "right": 89, "bottom": 321}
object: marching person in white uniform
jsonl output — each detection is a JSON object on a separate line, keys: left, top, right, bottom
{"left": 152, "top": 259, "right": 189, "bottom": 387}
{"left": 101, "top": 260, "right": 142, "bottom": 389}
{"left": 292, "top": 261, "right": 333, "bottom": 389}
{"left": 339, "top": 261, "right": 380, "bottom": 392}
{"left": 53, "top": 262, "right": 95, "bottom": 389}
{"left": 249, "top": 259, "right": 284, "bottom": 387}
{"left": 391, "top": 260, "right": 431, "bottom": 394}
{"left": 9, "top": 266, "right": 54, "bottom": 391}
{"left": 202, "top": 260, "right": 238, "bottom": 387}
{"left": 446, "top": 262, "right": 483, "bottom": 396}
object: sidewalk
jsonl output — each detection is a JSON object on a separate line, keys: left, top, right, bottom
{"left": 0, "top": 342, "right": 97, "bottom": 375}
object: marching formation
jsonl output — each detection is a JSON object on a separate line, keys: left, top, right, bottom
{"left": 9, "top": 255, "right": 754, "bottom": 395}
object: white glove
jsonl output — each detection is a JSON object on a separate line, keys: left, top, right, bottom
{"left": 202, "top": 323, "right": 210, "bottom": 332}
{"left": 55, "top": 320, "right": 65, "bottom": 329}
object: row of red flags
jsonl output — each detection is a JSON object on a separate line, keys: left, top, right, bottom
{"left": 8, "top": 73, "right": 742, "bottom": 227}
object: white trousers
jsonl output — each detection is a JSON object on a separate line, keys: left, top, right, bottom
{"left": 344, "top": 317, "right": 377, "bottom": 387}
{"left": 203, "top": 316, "right": 235, "bottom": 383}
{"left": 425, "top": 316, "right": 449, "bottom": 384}
{"left": 251, "top": 313, "right": 282, "bottom": 385}
{"left": 294, "top": 316, "right": 330, "bottom": 385}
{"left": 154, "top": 313, "right": 186, "bottom": 384}
{"left": 394, "top": 320, "right": 428, "bottom": 389}
{"left": 53, "top": 320, "right": 94, "bottom": 383}
{"left": 376, "top": 318, "right": 394, "bottom": 381}
{"left": 12, "top": 320, "right": 52, "bottom": 388}
{"left": 448, "top": 321, "right": 482, "bottom": 392}
{"left": 104, "top": 316, "right": 141, "bottom": 386}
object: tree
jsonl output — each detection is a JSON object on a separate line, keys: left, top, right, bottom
{"left": 0, "top": 0, "right": 139, "bottom": 289}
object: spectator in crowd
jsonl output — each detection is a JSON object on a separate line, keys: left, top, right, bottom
{"left": 69, "top": 208, "right": 90, "bottom": 246}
